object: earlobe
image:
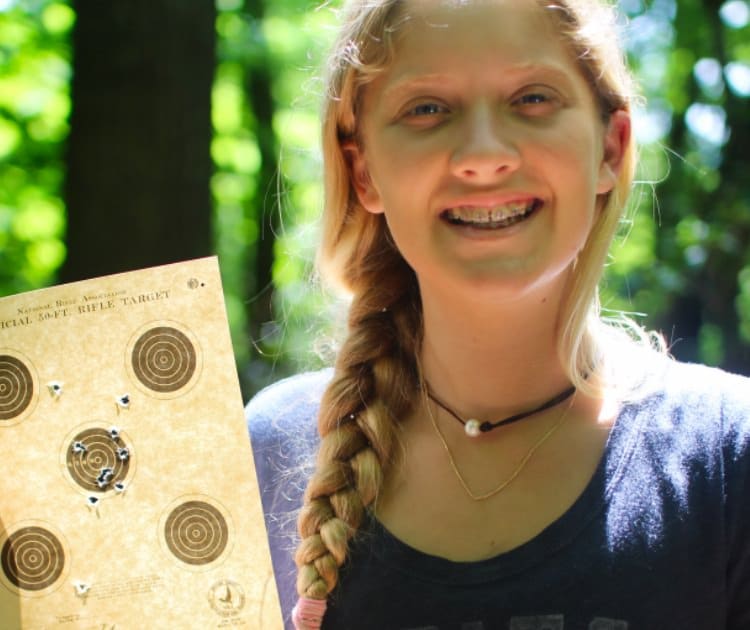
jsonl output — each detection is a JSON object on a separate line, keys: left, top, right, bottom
{"left": 596, "top": 109, "right": 631, "bottom": 195}
{"left": 342, "top": 140, "right": 384, "bottom": 214}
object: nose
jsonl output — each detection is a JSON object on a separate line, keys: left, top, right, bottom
{"left": 450, "top": 103, "right": 520, "bottom": 181}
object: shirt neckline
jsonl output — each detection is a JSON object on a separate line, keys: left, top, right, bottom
{"left": 360, "top": 389, "right": 656, "bottom": 585}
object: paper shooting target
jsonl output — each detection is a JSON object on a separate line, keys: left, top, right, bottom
{"left": 0, "top": 524, "right": 67, "bottom": 594}
{"left": 127, "top": 323, "right": 201, "bottom": 398}
{"left": 161, "top": 498, "right": 232, "bottom": 568}
{"left": 0, "top": 353, "right": 37, "bottom": 425}
{"left": 64, "top": 427, "right": 132, "bottom": 493}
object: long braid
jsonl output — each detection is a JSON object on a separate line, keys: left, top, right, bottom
{"left": 294, "top": 230, "right": 420, "bottom": 610}
{"left": 291, "top": 4, "right": 415, "bottom": 619}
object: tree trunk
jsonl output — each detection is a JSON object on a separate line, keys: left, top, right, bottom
{"left": 61, "top": 0, "right": 216, "bottom": 282}
{"left": 241, "top": 0, "right": 282, "bottom": 392}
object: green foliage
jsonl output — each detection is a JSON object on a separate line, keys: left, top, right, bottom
{"left": 600, "top": 0, "right": 750, "bottom": 370}
{"left": 3, "top": 0, "right": 749, "bottom": 387}
{"left": 0, "top": 0, "right": 72, "bottom": 294}
{"left": 213, "top": 0, "right": 338, "bottom": 391}
{"left": 211, "top": 59, "right": 259, "bottom": 377}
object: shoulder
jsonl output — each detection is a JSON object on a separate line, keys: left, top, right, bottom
{"left": 653, "top": 362, "right": 750, "bottom": 623}
{"left": 631, "top": 353, "right": 750, "bottom": 424}
{"left": 246, "top": 368, "right": 333, "bottom": 415}
{"left": 245, "top": 371, "right": 332, "bottom": 626}
{"left": 606, "top": 355, "right": 750, "bottom": 529}
{"left": 244, "top": 370, "right": 332, "bottom": 542}
{"left": 621, "top": 355, "right": 750, "bottom": 473}
{"left": 245, "top": 369, "right": 331, "bottom": 499}
{"left": 652, "top": 358, "right": 750, "bottom": 437}
{"left": 246, "top": 368, "right": 332, "bottom": 441}
{"left": 661, "top": 358, "right": 750, "bottom": 400}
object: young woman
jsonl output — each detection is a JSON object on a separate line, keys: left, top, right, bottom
{"left": 247, "top": 0, "right": 750, "bottom": 628}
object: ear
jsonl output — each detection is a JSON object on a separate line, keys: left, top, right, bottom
{"left": 342, "top": 139, "right": 384, "bottom": 214}
{"left": 596, "top": 109, "right": 631, "bottom": 195}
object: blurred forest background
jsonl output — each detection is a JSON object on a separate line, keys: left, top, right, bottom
{"left": 1, "top": 0, "right": 749, "bottom": 399}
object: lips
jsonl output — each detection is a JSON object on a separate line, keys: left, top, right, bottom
{"left": 441, "top": 199, "right": 542, "bottom": 229}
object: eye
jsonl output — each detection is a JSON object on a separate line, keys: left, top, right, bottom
{"left": 408, "top": 102, "right": 447, "bottom": 117}
{"left": 511, "top": 87, "right": 562, "bottom": 115}
{"left": 397, "top": 99, "right": 451, "bottom": 127}
{"left": 517, "top": 93, "right": 550, "bottom": 105}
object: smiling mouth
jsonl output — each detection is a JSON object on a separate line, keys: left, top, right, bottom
{"left": 441, "top": 199, "right": 542, "bottom": 229}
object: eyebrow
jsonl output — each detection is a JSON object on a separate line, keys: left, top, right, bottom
{"left": 381, "top": 64, "right": 578, "bottom": 102}
{"left": 380, "top": 73, "right": 453, "bottom": 102}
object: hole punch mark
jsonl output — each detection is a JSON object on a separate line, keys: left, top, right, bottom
{"left": 47, "top": 381, "right": 63, "bottom": 398}
{"left": 96, "top": 467, "right": 114, "bottom": 489}
{"left": 115, "top": 394, "right": 130, "bottom": 410}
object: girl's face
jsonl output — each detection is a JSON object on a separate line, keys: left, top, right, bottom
{"left": 348, "top": 0, "right": 628, "bottom": 303}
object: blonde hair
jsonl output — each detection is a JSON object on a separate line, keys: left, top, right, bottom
{"left": 295, "top": 0, "right": 640, "bottom": 604}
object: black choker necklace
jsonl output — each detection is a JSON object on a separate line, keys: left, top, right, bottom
{"left": 426, "top": 384, "right": 576, "bottom": 437}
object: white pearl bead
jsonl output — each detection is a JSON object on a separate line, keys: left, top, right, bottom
{"left": 464, "top": 419, "right": 482, "bottom": 437}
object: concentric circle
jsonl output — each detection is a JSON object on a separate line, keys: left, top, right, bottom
{"left": 65, "top": 428, "right": 130, "bottom": 492}
{"left": 164, "top": 500, "right": 229, "bottom": 566}
{"left": 131, "top": 326, "right": 197, "bottom": 393}
{"left": 1, "top": 526, "right": 65, "bottom": 591}
{"left": 0, "top": 355, "right": 34, "bottom": 422}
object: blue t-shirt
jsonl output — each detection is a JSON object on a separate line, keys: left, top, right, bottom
{"left": 246, "top": 357, "right": 750, "bottom": 629}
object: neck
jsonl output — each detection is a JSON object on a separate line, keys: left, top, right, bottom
{"left": 419, "top": 280, "right": 573, "bottom": 421}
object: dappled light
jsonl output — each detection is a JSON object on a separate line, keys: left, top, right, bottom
{"left": 0, "top": 0, "right": 748, "bottom": 395}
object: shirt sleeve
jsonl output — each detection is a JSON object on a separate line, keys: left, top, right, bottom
{"left": 721, "top": 375, "right": 750, "bottom": 629}
{"left": 245, "top": 371, "right": 328, "bottom": 630}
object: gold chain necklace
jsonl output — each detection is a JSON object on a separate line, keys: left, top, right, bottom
{"left": 425, "top": 393, "right": 575, "bottom": 501}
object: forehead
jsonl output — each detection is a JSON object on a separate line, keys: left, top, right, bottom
{"left": 383, "top": 0, "right": 577, "bottom": 81}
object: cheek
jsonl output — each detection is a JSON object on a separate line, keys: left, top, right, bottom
{"left": 367, "top": 151, "right": 429, "bottom": 210}
{"left": 537, "top": 136, "right": 605, "bottom": 209}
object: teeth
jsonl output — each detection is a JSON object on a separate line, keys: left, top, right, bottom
{"left": 445, "top": 202, "right": 533, "bottom": 224}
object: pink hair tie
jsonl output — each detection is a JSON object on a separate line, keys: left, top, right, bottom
{"left": 292, "top": 596, "right": 327, "bottom": 630}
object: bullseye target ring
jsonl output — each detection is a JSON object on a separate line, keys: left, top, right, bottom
{"left": 161, "top": 498, "right": 231, "bottom": 568}
{"left": 127, "top": 323, "right": 201, "bottom": 398}
{"left": 0, "top": 353, "right": 37, "bottom": 424}
{"left": 0, "top": 524, "right": 67, "bottom": 594}
{"left": 65, "top": 427, "right": 131, "bottom": 492}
